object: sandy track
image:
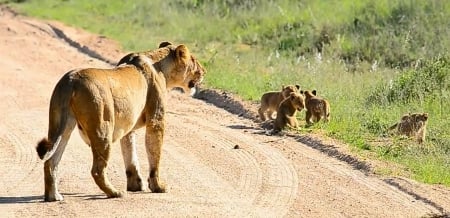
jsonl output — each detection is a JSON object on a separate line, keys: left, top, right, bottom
{"left": 0, "top": 6, "right": 448, "bottom": 217}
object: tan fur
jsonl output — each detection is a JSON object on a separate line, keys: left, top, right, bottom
{"left": 258, "top": 84, "right": 300, "bottom": 121}
{"left": 117, "top": 42, "right": 206, "bottom": 94}
{"left": 273, "top": 92, "right": 305, "bottom": 132}
{"left": 302, "top": 90, "right": 330, "bottom": 125}
{"left": 36, "top": 43, "right": 206, "bottom": 202}
{"left": 389, "top": 112, "right": 428, "bottom": 144}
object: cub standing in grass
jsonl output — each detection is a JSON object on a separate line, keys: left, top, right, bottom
{"left": 258, "top": 84, "right": 300, "bottom": 121}
{"left": 273, "top": 92, "right": 305, "bottom": 132}
{"left": 388, "top": 112, "right": 428, "bottom": 144}
{"left": 301, "top": 90, "right": 330, "bottom": 125}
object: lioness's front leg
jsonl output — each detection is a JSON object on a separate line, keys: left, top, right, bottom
{"left": 120, "top": 131, "right": 144, "bottom": 191}
{"left": 145, "top": 122, "right": 166, "bottom": 193}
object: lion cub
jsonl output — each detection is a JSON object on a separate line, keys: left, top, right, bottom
{"left": 301, "top": 90, "right": 330, "bottom": 125}
{"left": 273, "top": 92, "right": 305, "bottom": 132}
{"left": 258, "top": 84, "right": 300, "bottom": 121}
{"left": 389, "top": 112, "right": 428, "bottom": 144}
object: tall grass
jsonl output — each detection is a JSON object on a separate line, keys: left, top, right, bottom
{"left": 10, "top": 0, "right": 450, "bottom": 186}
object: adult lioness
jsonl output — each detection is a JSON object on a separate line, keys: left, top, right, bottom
{"left": 36, "top": 43, "right": 205, "bottom": 201}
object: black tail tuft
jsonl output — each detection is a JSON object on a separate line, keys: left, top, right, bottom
{"left": 36, "top": 138, "right": 50, "bottom": 160}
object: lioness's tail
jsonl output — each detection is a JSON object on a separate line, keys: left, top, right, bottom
{"left": 36, "top": 71, "right": 77, "bottom": 161}
{"left": 36, "top": 137, "right": 61, "bottom": 161}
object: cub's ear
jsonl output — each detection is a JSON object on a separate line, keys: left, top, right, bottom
{"left": 295, "top": 84, "right": 300, "bottom": 90}
{"left": 300, "top": 90, "right": 304, "bottom": 94}
{"left": 312, "top": 90, "right": 317, "bottom": 96}
{"left": 159, "top": 41, "right": 172, "bottom": 48}
{"left": 175, "top": 44, "right": 190, "bottom": 62}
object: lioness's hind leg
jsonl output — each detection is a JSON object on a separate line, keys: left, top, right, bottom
{"left": 43, "top": 117, "right": 76, "bottom": 202}
{"left": 90, "top": 139, "right": 122, "bottom": 198}
{"left": 120, "top": 131, "right": 144, "bottom": 192}
{"left": 145, "top": 126, "right": 166, "bottom": 193}
{"left": 43, "top": 132, "right": 71, "bottom": 201}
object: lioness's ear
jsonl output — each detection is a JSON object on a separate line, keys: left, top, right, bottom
{"left": 159, "top": 41, "right": 172, "bottom": 48}
{"left": 295, "top": 85, "right": 300, "bottom": 90}
{"left": 312, "top": 90, "right": 317, "bottom": 96}
{"left": 176, "top": 44, "right": 190, "bottom": 62}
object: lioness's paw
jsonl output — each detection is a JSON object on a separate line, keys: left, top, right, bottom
{"left": 151, "top": 186, "right": 166, "bottom": 193}
{"left": 44, "top": 193, "right": 64, "bottom": 202}
{"left": 127, "top": 184, "right": 144, "bottom": 192}
{"left": 107, "top": 191, "right": 124, "bottom": 198}
{"left": 127, "top": 178, "right": 144, "bottom": 192}
{"left": 149, "top": 183, "right": 166, "bottom": 193}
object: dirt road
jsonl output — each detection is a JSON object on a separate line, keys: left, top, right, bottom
{"left": 0, "top": 6, "right": 448, "bottom": 217}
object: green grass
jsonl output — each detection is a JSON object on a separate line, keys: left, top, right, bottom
{"left": 8, "top": 0, "right": 450, "bottom": 186}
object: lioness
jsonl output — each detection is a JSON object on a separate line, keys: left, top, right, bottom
{"left": 118, "top": 41, "right": 205, "bottom": 95}
{"left": 301, "top": 90, "right": 330, "bottom": 125}
{"left": 273, "top": 92, "right": 305, "bottom": 132}
{"left": 36, "top": 43, "right": 205, "bottom": 202}
{"left": 389, "top": 112, "right": 428, "bottom": 144}
{"left": 258, "top": 84, "right": 300, "bottom": 121}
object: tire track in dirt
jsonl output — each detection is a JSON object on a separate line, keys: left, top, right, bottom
{"left": 162, "top": 140, "right": 246, "bottom": 217}
{"left": 166, "top": 111, "right": 298, "bottom": 217}
{"left": 271, "top": 135, "right": 443, "bottom": 216}
{"left": 201, "top": 131, "right": 263, "bottom": 202}
{"left": 0, "top": 112, "right": 42, "bottom": 197}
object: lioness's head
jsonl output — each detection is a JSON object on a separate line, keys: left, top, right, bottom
{"left": 157, "top": 42, "right": 206, "bottom": 95}
{"left": 118, "top": 42, "right": 206, "bottom": 96}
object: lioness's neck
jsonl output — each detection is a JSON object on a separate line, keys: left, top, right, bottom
{"left": 143, "top": 48, "right": 176, "bottom": 88}
{"left": 143, "top": 48, "right": 171, "bottom": 64}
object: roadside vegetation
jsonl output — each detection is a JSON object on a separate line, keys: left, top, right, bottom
{"left": 8, "top": 0, "right": 450, "bottom": 186}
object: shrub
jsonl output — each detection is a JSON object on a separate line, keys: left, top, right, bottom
{"left": 366, "top": 56, "right": 450, "bottom": 105}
